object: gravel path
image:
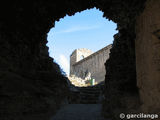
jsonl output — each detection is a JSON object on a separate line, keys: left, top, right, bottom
{"left": 50, "top": 104, "right": 107, "bottom": 120}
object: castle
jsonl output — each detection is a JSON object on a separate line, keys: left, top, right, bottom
{"left": 70, "top": 44, "right": 112, "bottom": 83}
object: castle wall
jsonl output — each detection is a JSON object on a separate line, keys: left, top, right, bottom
{"left": 70, "top": 48, "right": 93, "bottom": 76}
{"left": 70, "top": 45, "right": 112, "bottom": 83}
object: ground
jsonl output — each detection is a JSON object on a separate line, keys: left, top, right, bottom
{"left": 51, "top": 104, "right": 107, "bottom": 120}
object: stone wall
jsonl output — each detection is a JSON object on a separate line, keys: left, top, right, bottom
{"left": 70, "top": 45, "right": 112, "bottom": 83}
{"left": 135, "top": 0, "right": 160, "bottom": 113}
{"left": 70, "top": 48, "right": 93, "bottom": 76}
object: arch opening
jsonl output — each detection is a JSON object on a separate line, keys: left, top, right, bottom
{"left": 47, "top": 8, "right": 117, "bottom": 87}
{"left": 80, "top": 55, "right": 85, "bottom": 60}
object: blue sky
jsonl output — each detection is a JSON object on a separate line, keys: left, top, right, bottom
{"left": 47, "top": 8, "right": 117, "bottom": 75}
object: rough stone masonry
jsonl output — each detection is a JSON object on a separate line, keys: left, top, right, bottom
{"left": 1, "top": 0, "right": 160, "bottom": 120}
{"left": 70, "top": 44, "right": 112, "bottom": 83}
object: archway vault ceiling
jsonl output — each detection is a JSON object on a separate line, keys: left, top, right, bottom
{"left": 0, "top": 0, "right": 146, "bottom": 35}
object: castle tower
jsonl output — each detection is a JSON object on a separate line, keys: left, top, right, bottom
{"left": 70, "top": 48, "right": 93, "bottom": 76}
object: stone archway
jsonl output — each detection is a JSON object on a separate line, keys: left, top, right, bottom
{"left": 1, "top": 0, "right": 160, "bottom": 120}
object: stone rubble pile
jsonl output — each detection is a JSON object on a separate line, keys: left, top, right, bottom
{"left": 68, "top": 75, "right": 97, "bottom": 87}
